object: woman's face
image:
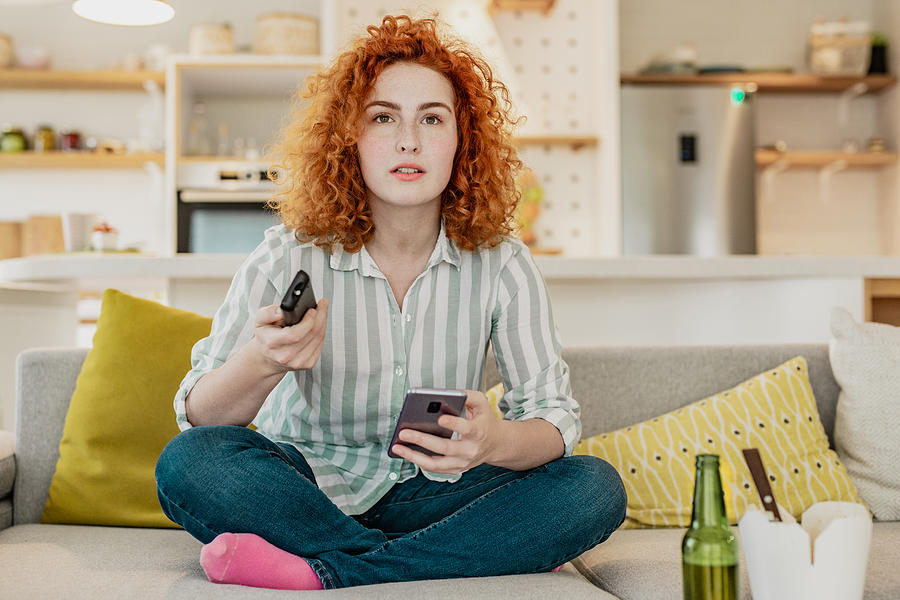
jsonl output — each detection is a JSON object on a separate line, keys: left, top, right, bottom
{"left": 357, "top": 61, "right": 458, "bottom": 215}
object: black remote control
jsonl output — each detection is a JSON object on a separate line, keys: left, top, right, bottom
{"left": 280, "top": 270, "right": 317, "bottom": 326}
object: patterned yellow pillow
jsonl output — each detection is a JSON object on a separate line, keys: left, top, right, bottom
{"left": 576, "top": 356, "right": 860, "bottom": 528}
{"left": 485, "top": 357, "right": 861, "bottom": 529}
{"left": 485, "top": 383, "right": 506, "bottom": 419}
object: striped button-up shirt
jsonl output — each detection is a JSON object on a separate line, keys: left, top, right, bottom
{"left": 174, "top": 223, "right": 580, "bottom": 515}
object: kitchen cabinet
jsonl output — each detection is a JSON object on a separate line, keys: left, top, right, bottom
{"left": 164, "top": 54, "right": 325, "bottom": 254}
{"left": 865, "top": 279, "right": 900, "bottom": 326}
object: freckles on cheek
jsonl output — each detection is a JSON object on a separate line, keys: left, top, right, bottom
{"left": 435, "top": 137, "right": 459, "bottom": 166}
{"left": 356, "top": 136, "right": 381, "bottom": 171}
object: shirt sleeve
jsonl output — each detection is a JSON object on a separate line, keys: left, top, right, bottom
{"left": 173, "top": 233, "right": 283, "bottom": 431}
{"left": 489, "top": 241, "right": 581, "bottom": 456}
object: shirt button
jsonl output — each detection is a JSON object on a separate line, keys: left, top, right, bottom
{"left": 395, "top": 366, "right": 403, "bottom": 377}
{"left": 388, "top": 472, "right": 398, "bottom": 481}
{"left": 405, "top": 314, "right": 412, "bottom": 322}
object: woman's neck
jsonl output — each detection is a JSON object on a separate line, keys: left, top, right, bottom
{"left": 366, "top": 202, "right": 441, "bottom": 266}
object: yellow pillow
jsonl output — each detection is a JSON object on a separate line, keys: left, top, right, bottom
{"left": 576, "top": 357, "right": 860, "bottom": 528}
{"left": 485, "top": 383, "right": 506, "bottom": 419}
{"left": 485, "top": 356, "right": 861, "bottom": 528}
{"left": 41, "top": 289, "right": 212, "bottom": 527}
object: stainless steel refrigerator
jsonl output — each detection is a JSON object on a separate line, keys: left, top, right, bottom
{"left": 621, "top": 84, "right": 757, "bottom": 255}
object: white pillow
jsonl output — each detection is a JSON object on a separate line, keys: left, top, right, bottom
{"left": 829, "top": 306, "right": 900, "bottom": 520}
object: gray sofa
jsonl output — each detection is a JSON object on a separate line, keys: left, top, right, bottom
{"left": 1, "top": 345, "right": 898, "bottom": 599}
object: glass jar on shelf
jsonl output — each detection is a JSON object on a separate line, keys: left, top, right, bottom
{"left": 60, "top": 129, "right": 82, "bottom": 151}
{"left": 186, "top": 100, "right": 211, "bottom": 156}
{"left": 1, "top": 125, "right": 27, "bottom": 153}
{"left": 33, "top": 124, "right": 56, "bottom": 152}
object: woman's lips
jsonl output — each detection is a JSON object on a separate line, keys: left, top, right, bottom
{"left": 391, "top": 171, "right": 424, "bottom": 181}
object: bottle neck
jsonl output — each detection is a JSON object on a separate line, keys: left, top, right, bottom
{"left": 691, "top": 456, "right": 728, "bottom": 528}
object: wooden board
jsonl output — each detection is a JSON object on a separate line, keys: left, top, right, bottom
{"left": 756, "top": 149, "right": 898, "bottom": 169}
{"left": 0, "top": 152, "right": 164, "bottom": 169}
{"left": 0, "top": 69, "right": 165, "bottom": 91}
{"left": 621, "top": 73, "right": 896, "bottom": 94}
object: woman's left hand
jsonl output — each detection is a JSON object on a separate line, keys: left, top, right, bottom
{"left": 391, "top": 390, "right": 502, "bottom": 474}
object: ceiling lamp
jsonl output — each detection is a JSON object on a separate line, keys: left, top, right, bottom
{"left": 72, "top": 0, "right": 174, "bottom": 26}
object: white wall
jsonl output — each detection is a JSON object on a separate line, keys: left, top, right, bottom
{"left": 620, "top": 0, "right": 891, "bottom": 256}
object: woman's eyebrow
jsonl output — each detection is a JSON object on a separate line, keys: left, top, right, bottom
{"left": 364, "top": 100, "right": 453, "bottom": 112}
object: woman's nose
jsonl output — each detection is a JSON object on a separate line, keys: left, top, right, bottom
{"left": 396, "top": 123, "right": 419, "bottom": 153}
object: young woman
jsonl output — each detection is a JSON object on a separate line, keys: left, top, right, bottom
{"left": 155, "top": 15, "right": 626, "bottom": 591}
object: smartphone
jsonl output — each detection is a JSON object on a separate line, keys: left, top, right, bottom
{"left": 280, "top": 270, "right": 317, "bottom": 327}
{"left": 387, "top": 388, "right": 468, "bottom": 459}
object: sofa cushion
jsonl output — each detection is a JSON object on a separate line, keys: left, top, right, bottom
{"left": 572, "top": 526, "right": 751, "bottom": 600}
{"left": 829, "top": 306, "right": 900, "bottom": 520}
{"left": 575, "top": 357, "right": 860, "bottom": 528}
{"left": 41, "top": 289, "right": 212, "bottom": 528}
{"left": 572, "top": 522, "right": 900, "bottom": 600}
{"left": 0, "top": 524, "right": 614, "bottom": 599}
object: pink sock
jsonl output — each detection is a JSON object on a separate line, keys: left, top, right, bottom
{"left": 551, "top": 564, "right": 564, "bottom": 572}
{"left": 200, "top": 532, "right": 324, "bottom": 590}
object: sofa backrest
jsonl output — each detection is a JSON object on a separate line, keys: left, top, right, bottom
{"left": 484, "top": 344, "right": 839, "bottom": 444}
{"left": 14, "top": 345, "right": 839, "bottom": 524}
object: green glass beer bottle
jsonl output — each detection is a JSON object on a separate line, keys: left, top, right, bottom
{"left": 682, "top": 454, "right": 739, "bottom": 600}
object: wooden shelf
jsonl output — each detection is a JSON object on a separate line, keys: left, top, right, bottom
{"left": 0, "top": 151, "right": 164, "bottom": 169}
{"left": 755, "top": 149, "right": 898, "bottom": 168}
{"left": 621, "top": 73, "right": 896, "bottom": 94}
{"left": 513, "top": 135, "right": 599, "bottom": 149}
{"left": 0, "top": 69, "right": 165, "bottom": 91}
{"left": 867, "top": 278, "right": 900, "bottom": 298}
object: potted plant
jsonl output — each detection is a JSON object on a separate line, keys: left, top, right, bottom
{"left": 91, "top": 222, "right": 118, "bottom": 252}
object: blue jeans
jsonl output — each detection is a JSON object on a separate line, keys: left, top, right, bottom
{"left": 155, "top": 425, "right": 626, "bottom": 589}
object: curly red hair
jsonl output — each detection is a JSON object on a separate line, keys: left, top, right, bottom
{"left": 267, "top": 14, "right": 523, "bottom": 253}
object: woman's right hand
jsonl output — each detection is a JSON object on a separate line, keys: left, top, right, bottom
{"left": 251, "top": 298, "right": 329, "bottom": 373}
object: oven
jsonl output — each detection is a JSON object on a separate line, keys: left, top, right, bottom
{"left": 176, "top": 162, "right": 282, "bottom": 254}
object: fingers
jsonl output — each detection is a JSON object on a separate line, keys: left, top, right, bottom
{"left": 395, "top": 429, "right": 480, "bottom": 473}
{"left": 464, "top": 390, "right": 491, "bottom": 414}
{"left": 398, "top": 429, "right": 450, "bottom": 456}
{"left": 391, "top": 440, "right": 470, "bottom": 474}
{"left": 255, "top": 304, "right": 285, "bottom": 327}
{"left": 254, "top": 299, "right": 329, "bottom": 371}
{"left": 437, "top": 414, "right": 471, "bottom": 435}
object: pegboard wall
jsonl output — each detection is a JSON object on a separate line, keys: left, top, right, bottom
{"left": 334, "top": 0, "right": 605, "bottom": 255}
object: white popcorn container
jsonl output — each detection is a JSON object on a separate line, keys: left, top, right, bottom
{"left": 738, "top": 501, "right": 871, "bottom": 600}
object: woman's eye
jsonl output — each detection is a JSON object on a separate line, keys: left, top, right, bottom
{"left": 374, "top": 114, "right": 392, "bottom": 124}
{"left": 422, "top": 115, "right": 441, "bottom": 125}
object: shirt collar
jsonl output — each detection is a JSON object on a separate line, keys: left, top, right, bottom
{"left": 329, "top": 221, "right": 461, "bottom": 275}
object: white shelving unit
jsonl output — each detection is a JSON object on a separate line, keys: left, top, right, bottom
{"left": 163, "top": 0, "right": 338, "bottom": 255}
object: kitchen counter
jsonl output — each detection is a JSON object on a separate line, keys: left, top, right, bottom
{"left": 4, "top": 252, "right": 900, "bottom": 281}
{"left": 1, "top": 253, "right": 898, "bottom": 347}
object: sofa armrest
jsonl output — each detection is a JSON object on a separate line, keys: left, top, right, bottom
{"left": 14, "top": 348, "right": 87, "bottom": 525}
{"left": 0, "top": 430, "right": 15, "bottom": 530}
